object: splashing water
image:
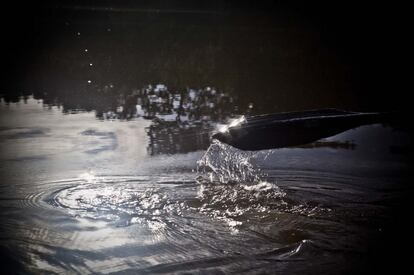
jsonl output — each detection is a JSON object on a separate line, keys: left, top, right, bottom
{"left": 196, "top": 139, "right": 264, "bottom": 184}
{"left": 195, "top": 140, "right": 291, "bottom": 231}
{"left": 194, "top": 139, "right": 334, "bottom": 234}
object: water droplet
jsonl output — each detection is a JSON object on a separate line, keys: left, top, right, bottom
{"left": 77, "top": 32, "right": 81, "bottom": 36}
{"left": 84, "top": 49, "right": 88, "bottom": 52}
{"left": 89, "top": 63, "right": 93, "bottom": 66}
{"left": 87, "top": 80, "right": 92, "bottom": 84}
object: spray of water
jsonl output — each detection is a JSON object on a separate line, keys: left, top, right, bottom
{"left": 195, "top": 140, "right": 289, "bottom": 231}
{"left": 196, "top": 139, "right": 263, "bottom": 184}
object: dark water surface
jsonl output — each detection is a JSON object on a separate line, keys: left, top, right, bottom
{"left": 1, "top": 2, "right": 412, "bottom": 274}
{"left": 1, "top": 97, "right": 412, "bottom": 274}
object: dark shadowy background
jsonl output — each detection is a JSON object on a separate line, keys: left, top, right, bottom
{"left": 0, "top": 0, "right": 410, "bottom": 113}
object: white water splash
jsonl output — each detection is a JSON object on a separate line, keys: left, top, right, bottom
{"left": 196, "top": 140, "right": 264, "bottom": 184}
{"left": 195, "top": 140, "right": 289, "bottom": 231}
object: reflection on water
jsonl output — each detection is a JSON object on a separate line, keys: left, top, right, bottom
{"left": 108, "top": 84, "right": 237, "bottom": 121}
{"left": 0, "top": 95, "right": 413, "bottom": 273}
{"left": 46, "top": 175, "right": 186, "bottom": 227}
{"left": 4, "top": 1, "right": 408, "bottom": 113}
{"left": 1, "top": 83, "right": 245, "bottom": 156}
{"left": 132, "top": 85, "right": 239, "bottom": 155}
{"left": 99, "top": 83, "right": 247, "bottom": 155}
{"left": 1, "top": 2, "right": 413, "bottom": 273}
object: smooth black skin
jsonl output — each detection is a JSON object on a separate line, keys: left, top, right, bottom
{"left": 211, "top": 109, "right": 395, "bottom": 151}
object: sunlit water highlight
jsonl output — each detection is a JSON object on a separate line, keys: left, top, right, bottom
{"left": 1, "top": 98, "right": 412, "bottom": 274}
{"left": 8, "top": 140, "right": 337, "bottom": 273}
{"left": 19, "top": 172, "right": 314, "bottom": 274}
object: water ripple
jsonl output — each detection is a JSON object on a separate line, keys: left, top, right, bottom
{"left": 38, "top": 175, "right": 191, "bottom": 228}
{"left": 12, "top": 160, "right": 368, "bottom": 274}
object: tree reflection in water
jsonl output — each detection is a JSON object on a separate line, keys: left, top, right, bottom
{"left": 1, "top": 83, "right": 249, "bottom": 156}
{"left": 107, "top": 84, "right": 245, "bottom": 155}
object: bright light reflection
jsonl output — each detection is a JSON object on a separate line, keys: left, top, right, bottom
{"left": 219, "top": 115, "right": 246, "bottom": 133}
{"left": 79, "top": 171, "right": 96, "bottom": 183}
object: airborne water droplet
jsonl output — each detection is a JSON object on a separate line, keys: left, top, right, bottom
{"left": 196, "top": 139, "right": 261, "bottom": 184}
